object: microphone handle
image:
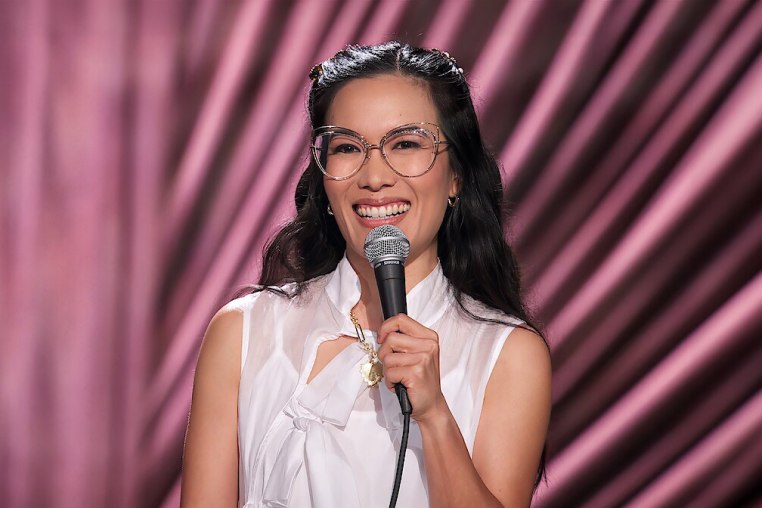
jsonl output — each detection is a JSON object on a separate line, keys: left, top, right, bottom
{"left": 373, "top": 260, "right": 412, "bottom": 415}
{"left": 374, "top": 260, "right": 407, "bottom": 317}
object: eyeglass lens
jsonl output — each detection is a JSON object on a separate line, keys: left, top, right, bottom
{"left": 313, "top": 127, "right": 438, "bottom": 178}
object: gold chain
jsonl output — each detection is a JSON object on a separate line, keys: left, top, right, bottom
{"left": 350, "top": 309, "right": 383, "bottom": 387}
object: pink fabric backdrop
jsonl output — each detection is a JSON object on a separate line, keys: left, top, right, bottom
{"left": 2, "top": 0, "right": 760, "bottom": 506}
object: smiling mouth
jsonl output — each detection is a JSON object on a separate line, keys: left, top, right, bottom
{"left": 355, "top": 203, "right": 411, "bottom": 219}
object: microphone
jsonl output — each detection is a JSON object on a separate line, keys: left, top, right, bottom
{"left": 364, "top": 225, "right": 412, "bottom": 415}
{"left": 365, "top": 224, "right": 413, "bottom": 507}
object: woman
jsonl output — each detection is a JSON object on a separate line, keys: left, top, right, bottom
{"left": 182, "top": 42, "right": 551, "bottom": 507}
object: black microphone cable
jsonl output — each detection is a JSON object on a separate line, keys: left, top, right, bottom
{"left": 389, "top": 384, "right": 413, "bottom": 507}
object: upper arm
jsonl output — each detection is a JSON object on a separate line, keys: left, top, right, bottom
{"left": 181, "top": 303, "right": 244, "bottom": 508}
{"left": 472, "top": 327, "right": 552, "bottom": 507}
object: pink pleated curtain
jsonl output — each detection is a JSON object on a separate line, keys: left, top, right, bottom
{"left": 1, "top": 0, "right": 760, "bottom": 506}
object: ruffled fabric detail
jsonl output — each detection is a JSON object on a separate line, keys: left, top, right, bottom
{"left": 254, "top": 255, "right": 451, "bottom": 506}
{"left": 261, "top": 341, "right": 366, "bottom": 507}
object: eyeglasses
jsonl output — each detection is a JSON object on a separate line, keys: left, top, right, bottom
{"left": 311, "top": 122, "right": 449, "bottom": 180}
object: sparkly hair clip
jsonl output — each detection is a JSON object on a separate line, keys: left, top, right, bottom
{"left": 432, "top": 48, "right": 464, "bottom": 75}
{"left": 309, "top": 63, "right": 323, "bottom": 82}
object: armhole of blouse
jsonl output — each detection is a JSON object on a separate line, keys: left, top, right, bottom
{"left": 240, "top": 298, "right": 252, "bottom": 375}
{"left": 469, "top": 323, "right": 519, "bottom": 454}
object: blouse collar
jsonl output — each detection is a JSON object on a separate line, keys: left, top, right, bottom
{"left": 324, "top": 254, "right": 451, "bottom": 330}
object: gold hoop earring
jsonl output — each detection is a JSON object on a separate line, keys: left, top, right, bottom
{"left": 447, "top": 196, "right": 459, "bottom": 208}
{"left": 327, "top": 204, "right": 334, "bottom": 216}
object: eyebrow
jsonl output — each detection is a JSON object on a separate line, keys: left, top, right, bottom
{"left": 314, "top": 123, "right": 438, "bottom": 138}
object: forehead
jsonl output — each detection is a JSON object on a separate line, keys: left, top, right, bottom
{"left": 325, "top": 74, "right": 439, "bottom": 138}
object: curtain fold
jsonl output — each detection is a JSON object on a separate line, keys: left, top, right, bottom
{"left": 2, "top": 1, "right": 760, "bottom": 506}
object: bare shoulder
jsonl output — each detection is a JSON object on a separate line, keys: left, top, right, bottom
{"left": 482, "top": 326, "right": 551, "bottom": 438}
{"left": 472, "top": 326, "right": 552, "bottom": 506}
{"left": 208, "top": 297, "right": 248, "bottom": 335}
{"left": 191, "top": 298, "right": 248, "bottom": 417}
{"left": 495, "top": 326, "right": 552, "bottom": 384}
{"left": 195, "top": 299, "right": 247, "bottom": 377}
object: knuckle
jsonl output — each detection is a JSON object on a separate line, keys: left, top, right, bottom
{"left": 420, "top": 340, "right": 435, "bottom": 355}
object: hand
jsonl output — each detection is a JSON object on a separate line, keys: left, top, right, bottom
{"left": 376, "top": 314, "right": 448, "bottom": 423}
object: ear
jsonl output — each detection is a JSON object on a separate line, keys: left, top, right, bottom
{"left": 449, "top": 172, "right": 461, "bottom": 198}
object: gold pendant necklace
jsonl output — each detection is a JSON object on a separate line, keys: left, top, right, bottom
{"left": 350, "top": 309, "right": 383, "bottom": 387}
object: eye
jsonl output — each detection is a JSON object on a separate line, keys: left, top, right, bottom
{"left": 388, "top": 131, "right": 432, "bottom": 151}
{"left": 319, "top": 133, "right": 363, "bottom": 156}
{"left": 392, "top": 139, "right": 422, "bottom": 150}
{"left": 331, "top": 143, "right": 362, "bottom": 155}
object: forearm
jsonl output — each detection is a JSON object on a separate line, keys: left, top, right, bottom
{"left": 418, "top": 403, "right": 503, "bottom": 508}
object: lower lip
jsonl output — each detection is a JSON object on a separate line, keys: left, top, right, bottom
{"left": 353, "top": 208, "right": 408, "bottom": 228}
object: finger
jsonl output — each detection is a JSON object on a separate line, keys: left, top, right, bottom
{"left": 383, "top": 365, "right": 411, "bottom": 392}
{"left": 378, "top": 314, "right": 438, "bottom": 343}
{"left": 378, "top": 350, "right": 421, "bottom": 368}
{"left": 377, "top": 333, "right": 438, "bottom": 361}
{"left": 383, "top": 360, "right": 429, "bottom": 392}
{"left": 378, "top": 314, "right": 435, "bottom": 337}
{"left": 384, "top": 369, "right": 404, "bottom": 392}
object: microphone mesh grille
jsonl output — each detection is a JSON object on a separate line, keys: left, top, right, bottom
{"left": 364, "top": 225, "right": 410, "bottom": 265}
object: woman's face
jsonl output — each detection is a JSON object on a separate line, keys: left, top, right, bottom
{"left": 322, "top": 74, "right": 459, "bottom": 274}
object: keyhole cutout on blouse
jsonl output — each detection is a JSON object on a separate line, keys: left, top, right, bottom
{"left": 306, "top": 336, "right": 358, "bottom": 384}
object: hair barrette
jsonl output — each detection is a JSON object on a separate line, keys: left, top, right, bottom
{"left": 309, "top": 63, "right": 323, "bottom": 82}
{"left": 432, "top": 48, "right": 464, "bottom": 75}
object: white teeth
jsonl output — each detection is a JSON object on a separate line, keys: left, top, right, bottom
{"left": 356, "top": 203, "right": 410, "bottom": 218}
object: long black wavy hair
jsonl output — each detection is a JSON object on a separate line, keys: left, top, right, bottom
{"left": 257, "top": 41, "right": 546, "bottom": 486}
{"left": 261, "top": 42, "right": 533, "bottom": 321}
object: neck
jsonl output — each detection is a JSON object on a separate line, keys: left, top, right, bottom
{"left": 346, "top": 248, "right": 439, "bottom": 330}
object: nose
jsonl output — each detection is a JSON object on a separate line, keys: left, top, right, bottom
{"left": 356, "top": 145, "right": 396, "bottom": 191}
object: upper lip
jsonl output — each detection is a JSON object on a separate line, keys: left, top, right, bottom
{"left": 353, "top": 197, "right": 410, "bottom": 207}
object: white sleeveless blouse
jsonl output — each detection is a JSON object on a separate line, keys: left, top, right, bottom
{"left": 234, "top": 256, "right": 521, "bottom": 507}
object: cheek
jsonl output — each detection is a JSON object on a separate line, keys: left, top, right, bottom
{"left": 420, "top": 172, "right": 454, "bottom": 210}
{"left": 409, "top": 180, "right": 450, "bottom": 241}
{"left": 323, "top": 181, "right": 358, "bottom": 237}
{"left": 323, "top": 181, "right": 345, "bottom": 208}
